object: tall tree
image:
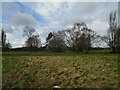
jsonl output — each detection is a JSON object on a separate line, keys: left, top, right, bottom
{"left": 116, "top": 27, "right": 120, "bottom": 53}
{"left": 102, "top": 11, "right": 118, "bottom": 53}
{"left": 108, "top": 11, "right": 117, "bottom": 53}
{"left": 1, "top": 29, "right": 6, "bottom": 47}
{"left": 1, "top": 29, "right": 12, "bottom": 50}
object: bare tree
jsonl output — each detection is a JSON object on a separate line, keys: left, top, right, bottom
{"left": 23, "top": 26, "right": 35, "bottom": 38}
{"left": 108, "top": 11, "right": 117, "bottom": 52}
{"left": 102, "top": 11, "right": 118, "bottom": 53}
{"left": 58, "top": 22, "right": 98, "bottom": 53}
{"left": 47, "top": 32, "right": 66, "bottom": 52}
{"left": 25, "top": 34, "right": 41, "bottom": 48}
{"left": 46, "top": 22, "right": 103, "bottom": 53}
{"left": 46, "top": 32, "right": 53, "bottom": 43}
{"left": 23, "top": 26, "right": 41, "bottom": 53}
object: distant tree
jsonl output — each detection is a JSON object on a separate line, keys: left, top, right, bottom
{"left": 32, "top": 35, "right": 41, "bottom": 47}
{"left": 74, "top": 32, "right": 90, "bottom": 53}
{"left": 23, "top": 26, "right": 35, "bottom": 38}
{"left": 25, "top": 34, "right": 41, "bottom": 48}
{"left": 56, "top": 23, "right": 87, "bottom": 50}
{"left": 58, "top": 22, "right": 98, "bottom": 53}
{"left": 46, "top": 32, "right": 53, "bottom": 43}
{"left": 72, "top": 24, "right": 92, "bottom": 53}
{"left": 46, "top": 23, "right": 103, "bottom": 53}
{"left": 23, "top": 26, "right": 41, "bottom": 52}
{"left": 5, "top": 42, "right": 12, "bottom": 49}
{"left": 47, "top": 32, "right": 66, "bottom": 52}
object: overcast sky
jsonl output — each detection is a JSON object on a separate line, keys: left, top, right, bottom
{"left": 1, "top": 1, "right": 118, "bottom": 48}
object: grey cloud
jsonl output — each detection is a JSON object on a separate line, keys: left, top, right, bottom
{"left": 10, "top": 13, "right": 37, "bottom": 26}
{"left": 70, "top": 2, "right": 99, "bottom": 15}
{"left": 38, "top": 22, "right": 45, "bottom": 27}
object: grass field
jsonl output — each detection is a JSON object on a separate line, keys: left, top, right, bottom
{"left": 2, "top": 50, "right": 119, "bottom": 88}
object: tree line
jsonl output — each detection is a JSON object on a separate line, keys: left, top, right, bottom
{"left": 1, "top": 11, "right": 120, "bottom": 53}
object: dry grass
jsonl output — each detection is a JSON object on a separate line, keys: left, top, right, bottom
{"left": 2, "top": 52, "right": 118, "bottom": 88}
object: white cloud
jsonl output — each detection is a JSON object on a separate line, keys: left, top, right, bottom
{"left": 2, "top": 2, "right": 118, "bottom": 48}
{"left": 88, "top": 19, "right": 109, "bottom": 35}
{"left": 6, "top": 33, "right": 26, "bottom": 48}
{"left": 2, "top": 25, "right": 14, "bottom": 33}
{"left": 22, "top": 2, "right": 63, "bottom": 17}
{"left": 30, "top": 2, "right": 117, "bottom": 30}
